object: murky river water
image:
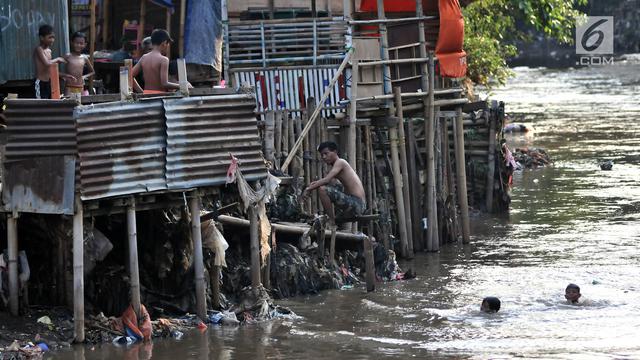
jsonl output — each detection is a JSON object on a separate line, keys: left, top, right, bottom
{"left": 54, "top": 62, "right": 640, "bottom": 359}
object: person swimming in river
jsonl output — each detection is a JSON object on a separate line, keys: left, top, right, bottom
{"left": 564, "top": 283, "right": 592, "bottom": 306}
{"left": 481, "top": 297, "right": 501, "bottom": 313}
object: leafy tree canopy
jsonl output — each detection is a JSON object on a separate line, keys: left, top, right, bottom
{"left": 463, "top": 0, "right": 587, "bottom": 87}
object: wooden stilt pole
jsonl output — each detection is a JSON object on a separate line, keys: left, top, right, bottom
{"left": 454, "top": 107, "right": 471, "bottom": 243}
{"left": 329, "top": 224, "right": 337, "bottom": 265}
{"left": 406, "top": 119, "right": 423, "bottom": 251}
{"left": 89, "top": 0, "right": 96, "bottom": 91}
{"left": 7, "top": 214, "right": 19, "bottom": 316}
{"left": 211, "top": 266, "right": 221, "bottom": 310}
{"left": 393, "top": 87, "right": 414, "bottom": 256}
{"left": 73, "top": 195, "right": 85, "bottom": 342}
{"left": 126, "top": 198, "right": 141, "bottom": 317}
{"left": 348, "top": 62, "right": 359, "bottom": 170}
{"left": 189, "top": 194, "right": 207, "bottom": 320}
{"left": 137, "top": 0, "right": 146, "bottom": 56}
{"left": 443, "top": 116, "right": 459, "bottom": 242}
{"left": 426, "top": 53, "right": 438, "bottom": 251}
{"left": 249, "top": 205, "right": 261, "bottom": 287}
{"left": 179, "top": 0, "right": 186, "bottom": 58}
{"left": 265, "top": 111, "right": 276, "bottom": 165}
{"left": 486, "top": 105, "right": 496, "bottom": 212}
{"left": 166, "top": 7, "right": 172, "bottom": 58}
{"left": 363, "top": 236, "right": 375, "bottom": 292}
{"left": 416, "top": 0, "right": 429, "bottom": 250}
{"left": 389, "top": 120, "right": 411, "bottom": 258}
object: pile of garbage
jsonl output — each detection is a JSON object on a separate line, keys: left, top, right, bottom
{"left": 513, "top": 147, "right": 551, "bottom": 168}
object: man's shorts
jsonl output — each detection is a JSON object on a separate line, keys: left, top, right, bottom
{"left": 325, "top": 183, "right": 366, "bottom": 219}
{"left": 34, "top": 79, "right": 51, "bottom": 99}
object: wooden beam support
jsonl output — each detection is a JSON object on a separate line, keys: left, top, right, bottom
{"left": 126, "top": 198, "right": 141, "bottom": 318}
{"left": 7, "top": 214, "right": 19, "bottom": 316}
{"left": 73, "top": 195, "right": 85, "bottom": 342}
{"left": 189, "top": 195, "right": 207, "bottom": 321}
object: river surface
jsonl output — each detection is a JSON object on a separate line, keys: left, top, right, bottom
{"left": 53, "top": 62, "right": 640, "bottom": 359}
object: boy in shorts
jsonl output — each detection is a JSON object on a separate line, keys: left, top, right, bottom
{"left": 33, "top": 24, "right": 67, "bottom": 99}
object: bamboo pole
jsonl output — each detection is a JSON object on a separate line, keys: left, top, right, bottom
{"left": 137, "top": 0, "right": 146, "bottom": 56}
{"left": 349, "top": 16, "right": 437, "bottom": 25}
{"left": 288, "top": 112, "right": 295, "bottom": 174}
{"left": 102, "top": 0, "right": 110, "bottom": 48}
{"left": 264, "top": 111, "right": 276, "bottom": 165}
{"left": 222, "top": 0, "right": 230, "bottom": 84}
{"left": 394, "top": 87, "right": 414, "bottom": 256}
{"left": 406, "top": 119, "right": 423, "bottom": 251}
{"left": 376, "top": 0, "right": 392, "bottom": 96}
{"left": 179, "top": 0, "right": 186, "bottom": 58}
{"left": 89, "top": 0, "right": 96, "bottom": 91}
{"left": 426, "top": 53, "right": 438, "bottom": 251}
{"left": 126, "top": 198, "right": 141, "bottom": 317}
{"left": 364, "top": 236, "right": 375, "bottom": 292}
{"left": 283, "top": 111, "right": 290, "bottom": 168}
{"left": 364, "top": 125, "right": 375, "bottom": 237}
{"left": 7, "top": 214, "right": 18, "bottom": 316}
{"left": 416, "top": 0, "right": 430, "bottom": 250}
{"left": 486, "top": 106, "right": 496, "bottom": 212}
{"left": 348, "top": 62, "right": 358, "bottom": 171}
{"left": 329, "top": 225, "right": 337, "bottom": 265}
{"left": 189, "top": 195, "right": 207, "bottom": 321}
{"left": 454, "top": 107, "right": 471, "bottom": 243}
{"left": 217, "top": 215, "right": 365, "bottom": 242}
{"left": 443, "top": 116, "right": 459, "bottom": 243}
{"left": 435, "top": 115, "right": 444, "bottom": 250}
{"left": 281, "top": 49, "right": 354, "bottom": 170}
{"left": 73, "top": 195, "right": 85, "bottom": 342}
{"left": 275, "top": 111, "right": 283, "bottom": 168}
{"left": 389, "top": 120, "right": 411, "bottom": 258}
{"left": 166, "top": 7, "right": 172, "bottom": 59}
{"left": 249, "top": 205, "right": 261, "bottom": 287}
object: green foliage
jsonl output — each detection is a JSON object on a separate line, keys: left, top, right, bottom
{"left": 462, "top": 0, "right": 587, "bottom": 87}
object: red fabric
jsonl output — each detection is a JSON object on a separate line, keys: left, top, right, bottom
{"left": 435, "top": 0, "right": 467, "bottom": 78}
{"left": 359, "top": 0, "right": 437, "bottom": 12}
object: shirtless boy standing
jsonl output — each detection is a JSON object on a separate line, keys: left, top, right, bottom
{"left": 62, "top": 32, "right": 95, "bottom": 96}
{"left": 33, "top": 24, "right": 66, "bottom": 99}
{"left": 132, "top": 29, "right": 189, "bottom": 93}
{"left": 302, "top": 141, "right": 366, "bottom": 225}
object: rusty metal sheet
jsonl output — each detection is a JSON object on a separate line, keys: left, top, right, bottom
{"left": 163, "top": 94, "right": 267, "bottom": 189}
{"left": 75, "top": 100, "right": 167, "bottom": 201}
{"left": 4, "top": 99, "right": 77, "bottom": 161}
{"left": 0, "top": 0, "right": 70, "bottom": 84}
{"left": 2, "top": 156, "right": 75, "bottom": 214}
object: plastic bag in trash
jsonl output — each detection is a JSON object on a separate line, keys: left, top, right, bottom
{"left": 112, "top": 336, "right": 135, "bottom": 346}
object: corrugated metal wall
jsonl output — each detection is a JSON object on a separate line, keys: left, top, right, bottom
{"left": 0, "top": 0, "right": 70, "bottom": 84}
{"left": 3, "top": 99, "right": 77, "bottom": 161}
{"left": 75, "top": 100, "right": 168, "bottom": 201}
{"left": 164, "top": 94, "right": 266, "bottom": 189}
{"left": 233, "top": 67, "right": 345, "bottom": 118}
{"left": 3, "top": 94, "right": 266, "bottom": 204}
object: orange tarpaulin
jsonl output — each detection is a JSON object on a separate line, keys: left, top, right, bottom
{"left": 435, "top": 0, "right": 467, "bottom": 78}
{"left": 359, "top": 0, "right": 437, "bottom": 12}
{"left": 359, "top": 0, "right": 467, "bottom": 78}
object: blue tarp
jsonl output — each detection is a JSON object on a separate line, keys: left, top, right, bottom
{"left": 184, "top": 0, "right": 222, "bottom": 71}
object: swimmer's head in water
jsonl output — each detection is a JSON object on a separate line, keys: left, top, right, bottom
{"left": 481, "top": 297, "right": 501, "bottom": 313}
{"left": 565, "top": 283, "right": 581, "bottom": 303}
